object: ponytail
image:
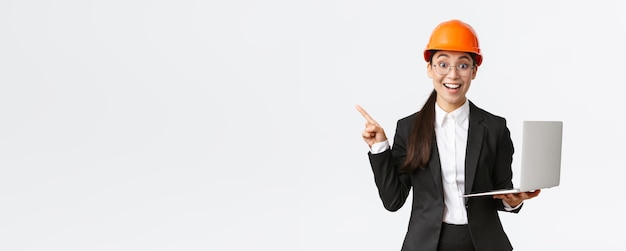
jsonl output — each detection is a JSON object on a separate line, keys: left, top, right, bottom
{"left": 402, "top": 89, "right": 437, "bottom": 172}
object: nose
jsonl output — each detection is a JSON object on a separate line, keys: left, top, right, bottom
{"left": 446, "top": 66, "right": 460, "bottom": 78}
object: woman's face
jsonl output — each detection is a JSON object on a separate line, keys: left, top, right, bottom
{"left": 427, "top": 50, "right": 477, "bottom": 112}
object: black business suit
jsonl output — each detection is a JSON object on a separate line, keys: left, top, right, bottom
{"left": 368, "top": 101, "right": 521, "bottom": 251}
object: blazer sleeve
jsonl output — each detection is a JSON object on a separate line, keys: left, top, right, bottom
{"left": 368, "top": 119, "right": 412, "bottom": 212}
{"left": 492, "top": 119, "right": 522, "bottom": 213}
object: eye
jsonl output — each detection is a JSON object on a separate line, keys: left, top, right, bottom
{"left": 437, "top": 62, "right": 449, "bottom": 68}
{"left": 458, "top": 63, "right": 470, "bottom": 70}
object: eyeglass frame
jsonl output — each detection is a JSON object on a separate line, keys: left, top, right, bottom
{"left": 431, "top": 61, "right": 476, "bottom": 76}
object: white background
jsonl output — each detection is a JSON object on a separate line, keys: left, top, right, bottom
{"left": 1, "top": 0, "right": 624, "bottom": 250}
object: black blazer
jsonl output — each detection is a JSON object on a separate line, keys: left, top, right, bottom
{"left": 368, "top": 101, "right": 521, "bottom": 251}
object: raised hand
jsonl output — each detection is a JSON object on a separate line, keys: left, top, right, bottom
{"left": 356, "top": 105, "right": 388, "bottom": 147}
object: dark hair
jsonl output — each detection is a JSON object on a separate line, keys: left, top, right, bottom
{"left": 401, "top": 50, "right": 478, "bottom": 172}
{"left": 401, "top": 89, "right": 437, "bottom": 172}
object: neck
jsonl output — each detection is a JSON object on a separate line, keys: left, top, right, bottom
{"left": 436, "top": 98, "right": 466, "bottom": 113}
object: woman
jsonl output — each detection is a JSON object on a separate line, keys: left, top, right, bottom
{"left": 356, "top": 19, "right": 540, "bottom": 251}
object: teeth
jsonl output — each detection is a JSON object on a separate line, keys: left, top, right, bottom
{"left": 444, "top": 83, "right": 460, "bottom": 89}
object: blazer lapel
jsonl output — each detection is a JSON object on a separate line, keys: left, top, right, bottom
{"left": 465, "top": 102, "right": 485, "bottom": 200}
{"left": 429, "top": 135, "right": 444, "bottom": 195}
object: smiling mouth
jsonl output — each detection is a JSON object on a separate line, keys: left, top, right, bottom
{"left": 444, "top": 83, "right": 461, "bottom": 89}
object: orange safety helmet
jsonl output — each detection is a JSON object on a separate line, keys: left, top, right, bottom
{"left": 423, "top": 19, "right": 482, "bottom": 66}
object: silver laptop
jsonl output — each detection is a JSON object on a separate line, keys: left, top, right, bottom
{"left": 463, "top": 121, "right": 563, "bottom": 197}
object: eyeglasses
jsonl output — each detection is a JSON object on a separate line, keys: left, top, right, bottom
{"left": 432, "top": 62, "right": 474, "bottom": 76}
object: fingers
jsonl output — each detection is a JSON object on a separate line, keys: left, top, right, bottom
{"left": 356, "top": 105, "right": 388, "bottom": 146}
{"left": 513, "top": 190, "right": 540, "bottom": 199}
{"left": 362, "top": 128, "right": 374, "bottom": 137}
{"left": 362, "top": 125, "right": 378, "bottom": 138}
{"left": 492, "top": 190, "right": 541, "bottom": 205}
{"left": 355, "top": 105, "right": 378, "bottom": 125}
{"left": 492, "top": 194, "right": 511, "bottom": 200}
{"left": 522, "top": 190, "right": 541, "bottom": 199}
{"left": 364, "top": 124, "right": 378, "bottom": 132}
{"left": 493, "top": 193, "right": 519, "bottom": 201}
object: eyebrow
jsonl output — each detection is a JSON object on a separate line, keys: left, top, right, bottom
{"left": 435, "top": 53, "right": 472, "bottom": 61}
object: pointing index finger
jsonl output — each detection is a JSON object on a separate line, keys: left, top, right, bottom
{"left": 355, "top": 105, "right": 378, "bottom": 124}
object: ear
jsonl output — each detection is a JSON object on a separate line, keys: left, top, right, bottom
{"left": 471, "top": 66, "right": 478, "bottom": 80}
{"left": 427, "top": 63, "right": 433, "bottom": 79}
